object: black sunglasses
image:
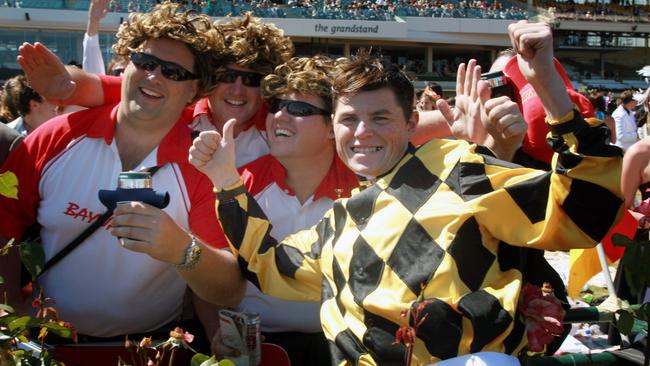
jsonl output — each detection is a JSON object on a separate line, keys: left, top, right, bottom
{"left": 215, "top": 68, "right": 264, "bottom": 87}
{"left": 109, "top": 68, "right": 124, "bottom": 76}
{"left": 269, "top": 99, "right": 330, "bottom": 117}
{"left": 130, "top": 52, "right": 198, "bottom": 81}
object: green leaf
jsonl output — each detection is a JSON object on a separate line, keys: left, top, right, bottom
{"left": 42, "top": 322, "right": 74, "bottom": 339}
{"left": 0, "top": 303, "right": 14, "bottom": 314}
{"left": 0, "top": 331, "right": 12, "bottom": 342}
{"left": 7, "top": 315, "right": 37, "bottom": 332}
{"left": 621, "top": 242, "right": 647, "bottom": 297}
{"left": 192, "top": 354, "right": 216, "bottom": 366}
{"left": 19, "top": 238, "right": 45, "bottom": 281}
{"left": 616, "top": 310, "right": 635, "bottom": 335}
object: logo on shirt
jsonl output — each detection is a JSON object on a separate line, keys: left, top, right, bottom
{"left": 63, "top": 202, "right": 112, "bottom": 228}
{"left": 0, "top": 171, "right": 18, "bottom": 199}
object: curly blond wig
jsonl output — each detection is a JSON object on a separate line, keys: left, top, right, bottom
{"left": 215, "top": 13, "right": 294, "bottom": 75}
{"left": 112, "top": 1, "right": 224, "bottom": 101}
{"left": 262, "top": 56, "right": 335, "bottom": 118}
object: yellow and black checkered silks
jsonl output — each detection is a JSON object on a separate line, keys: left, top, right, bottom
{"left": 217, "top": 114, "right": 624, "bottom": 365}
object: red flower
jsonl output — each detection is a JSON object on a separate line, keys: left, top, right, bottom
{"left": 519, "top": 283, "right": 566, "bottom": 352}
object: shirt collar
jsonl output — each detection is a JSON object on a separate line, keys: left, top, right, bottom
{"left": 268, "top": 154, "right": 358, "bottom": 201}
{"left": 86, "top": 103, "right": 194, "bottom": 166}
{"left": 85, "top": 103, "right": 119, "bottom": 145}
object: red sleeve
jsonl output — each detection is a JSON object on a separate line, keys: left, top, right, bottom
{"left": 98, "top": 74, "right": 122, "bottom": 105}
{"left": 181, "top": 164, "right": 228, "bottom": 249}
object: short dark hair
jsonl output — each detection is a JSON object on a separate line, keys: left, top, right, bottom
{"left": 2, "top": 74, "right": 42, "bottom": 118}
{"left": 619, "top": 90, "right": 635, "bottom": 105}
{"left": 332, "top": 50, "right": 414, "bottom": 121}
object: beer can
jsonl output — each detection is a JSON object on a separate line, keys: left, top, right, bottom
{"left": 244, "top": 312, "right": 261, "bottom": 366}
{"left": 118, "top": 171, "right": 152, "bottom": 189}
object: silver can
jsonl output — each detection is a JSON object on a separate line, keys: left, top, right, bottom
{"left": 118, "top": 171, "right": 152, "bottom": 189}
{"left": 244, "top": 312, "right": 261, "bottom": 366}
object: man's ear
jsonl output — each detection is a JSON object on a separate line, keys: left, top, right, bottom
{"left": 188, "top": 80, "right": 199, "bottom": 104}
{"left": 407, "top": 109, "right": 419, "bottom": 136}
{"left": 327, "top": 122, "right": 335, "bottom": 140}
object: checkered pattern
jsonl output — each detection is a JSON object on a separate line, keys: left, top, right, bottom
{"left": 218, "top": 115, "right": 623, "bottom": 365}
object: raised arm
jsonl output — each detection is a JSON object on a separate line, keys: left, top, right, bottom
{"left": 83, "top": 0, "right": 110, "bottom": 74}
{"left": 18, "top": 42, "right": 106, "bottom": 106}
{"left": 472, "top": 20, "right": 624, "bottom": 251}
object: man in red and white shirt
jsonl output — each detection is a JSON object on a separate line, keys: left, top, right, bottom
{"left": 0, "top": 3, "right": 244, "bottom": 346}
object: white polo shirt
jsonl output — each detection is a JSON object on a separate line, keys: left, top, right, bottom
{"left": 235, "top": 154, "right": 358, "bottom": 333}
{"left": 0, "top": 104, "right": 227, "bottom": 337}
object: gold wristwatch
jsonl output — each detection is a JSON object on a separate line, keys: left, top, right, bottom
{"left": 175, "top": 234, "right": 201, "bottom": 270}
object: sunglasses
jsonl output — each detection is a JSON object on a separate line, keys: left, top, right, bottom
{"left": 129, "top": 52, "right": 198, "bottom": 81}
{"left": 215, "top": 68, "right": 264, "bottom": 87}
{"left": 109, "top": 68, "right": 124, "bottom": 76}
{"left": 269, "top": 99, "right": 330, "bottom": 117}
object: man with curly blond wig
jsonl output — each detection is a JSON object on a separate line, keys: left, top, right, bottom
{"left": 0, "top": 3, "right": 245, "bottom": 364}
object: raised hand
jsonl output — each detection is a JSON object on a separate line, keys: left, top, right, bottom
{"left": 507, "top": 20, "right": 573, "bottom": 120}
{"left": 437, "top": 59, "right": 489, "bottom": 145}
{"left": 480, "top": 86, "right": 528, "bottom": 161}
{"left": 87, "top": 0, "right": 110, "bottom": 36}
{"left": 188, "top": 118, "right": 241, "bottom": 189}
{"left": 507, "top": 21, "right": 554, "bottom": 86}
{"left": 17, "top": 42, "right": 76, "bottom": 104}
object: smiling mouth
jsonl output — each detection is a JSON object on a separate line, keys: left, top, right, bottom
{"left": 275, "top": 128, "right": 294, "bottom": 137}
{"left": 352, "top": 147, "right": 383, "bottom": 153}
{"left": 140, "top": 87, "right": 162, "bottom": 98}
{"left": 225, "top": 99, "right": 245, "bottom": 106}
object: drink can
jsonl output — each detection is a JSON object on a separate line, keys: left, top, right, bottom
{"left": 244, "top": 312, "right": 261, "bottom": 366}
{"left": 118, "top": 171, "right": 152, "bottom": 189}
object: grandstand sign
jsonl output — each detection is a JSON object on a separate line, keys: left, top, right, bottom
{"left": 314, "top": 23, "right": 379, "bottom": 36}
{"left": 271, "top": 18, "right": 408, "bottom": 40}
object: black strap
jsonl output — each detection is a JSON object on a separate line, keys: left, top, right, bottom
{"left": 38, "top": 166, "right": 161, "bottom": 278}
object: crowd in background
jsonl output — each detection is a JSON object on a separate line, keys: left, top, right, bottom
{"left": 3, "top": 0, "right": 649, "bottom": 22}
{"left": 541, "top": 0, "right": 650, "bottom": 23}
{"left": 1, "top": 0, "right": 528, "bottom": 20}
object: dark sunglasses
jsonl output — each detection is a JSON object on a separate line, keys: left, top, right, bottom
{"left": 130, "top": 52, "right": 198, "bottom": 81}
{"left": 215, "top": 68, "right": 264, "bottom": 87}
{"left": 269, "top": 99, "right": 330, "bottom": 117}
{"left": 109, "top": 68, "right": 124, "bottom": 76}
